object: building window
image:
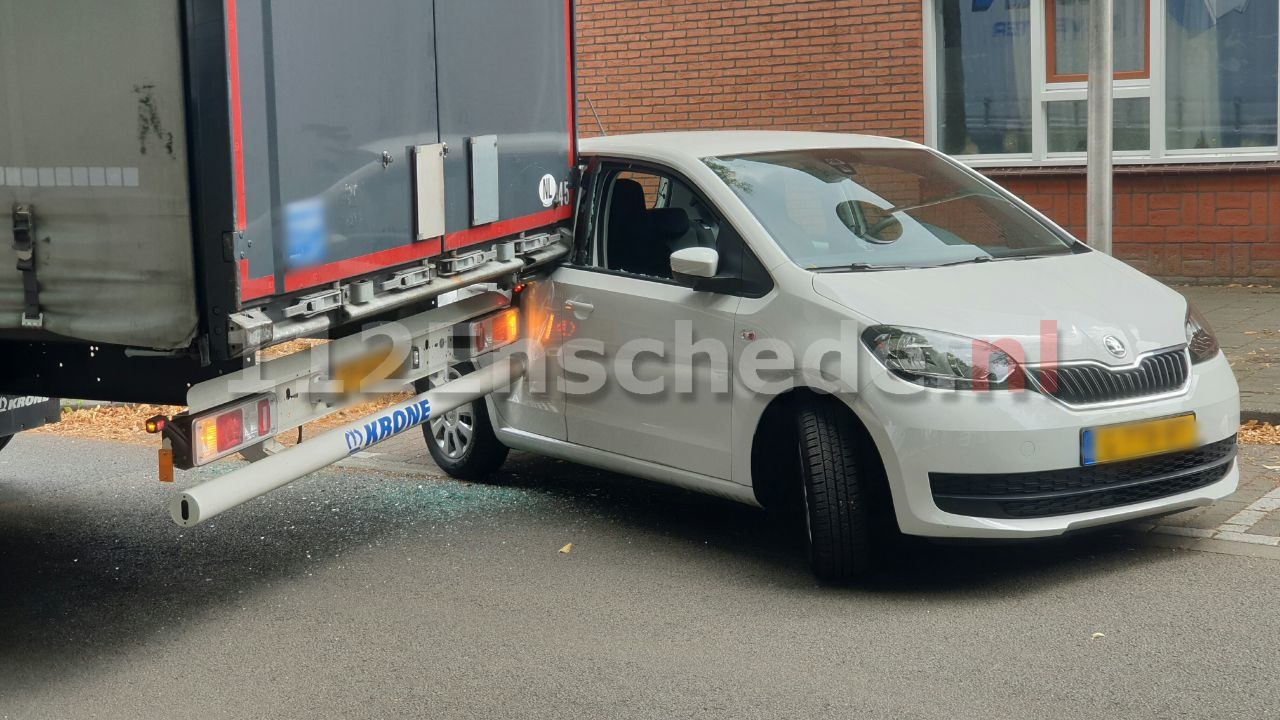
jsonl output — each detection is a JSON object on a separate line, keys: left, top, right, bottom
{"left": 1166, "top": 0, "right": 1278, "bottom": 150}
{"left": 936, "top": 0, "right": 1033, "bottom": 155}
{"left": 1046, "top": 96, "right": 1150, "bottom": 151}
{"left": 929, "top": 0, "right": 1280, "bottom": 164}
{"left": 1046, "top": 0, "right": 1149, "bottom": 82}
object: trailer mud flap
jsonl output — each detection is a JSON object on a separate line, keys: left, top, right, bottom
{"left": 0, "top": 395, "right": 60, "bottom": 437}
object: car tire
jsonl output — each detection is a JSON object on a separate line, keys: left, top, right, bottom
{"left": 417, "top": 362, "right": 509, "bottom": 481}
{"left": 795, "top": 399, "right": 876, "bottom": 583}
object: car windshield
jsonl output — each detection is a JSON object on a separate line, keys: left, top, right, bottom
{"left": 702, "top": 148, "right": 1078, "bottom": 271}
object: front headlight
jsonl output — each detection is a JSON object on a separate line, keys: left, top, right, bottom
{"left": 861, "top": 325, "right": 1021, "bottom": 390}
{"left": 1185, "top": 303, "right": 1220, "bottom": 364}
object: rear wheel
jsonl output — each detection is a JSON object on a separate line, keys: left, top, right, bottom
{"left": 418, "top": 362, "right": 509, "bottom": 481}
{"left": 794, "top": 399, "right": 877, "bottom": 583}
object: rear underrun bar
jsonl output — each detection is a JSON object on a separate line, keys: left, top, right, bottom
{"left": 170, "top": 355, "right": 525, "bottom": 526}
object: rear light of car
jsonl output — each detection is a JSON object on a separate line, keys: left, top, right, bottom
{"left": 192, "top": 395, "right": 276, "bottom": 466}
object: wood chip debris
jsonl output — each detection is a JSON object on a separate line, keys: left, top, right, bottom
{"left": 30, "top": 403, "right": 180, "bottom": 444}
{"left": 1240, "top": 420, "right": 1280, "bottom": 446}
{"left": 31, "top": 393, "right": 412, "bottom": 447}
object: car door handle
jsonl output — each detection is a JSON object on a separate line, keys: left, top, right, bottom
{"left": 564, "top": 299, "right": 594, "bottom": 317}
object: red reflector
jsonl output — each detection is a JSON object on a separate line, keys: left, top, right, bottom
{"left": 257, "top": 399, "right": 272, "bottom": 435}
{"left": 216, "top": 411, "right": 244, "bottom": 453}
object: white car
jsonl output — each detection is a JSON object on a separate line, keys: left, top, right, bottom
{"left": 424, "top": 131, "right": 1240, "bottom": 583}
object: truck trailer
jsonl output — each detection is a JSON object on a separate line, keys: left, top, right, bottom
{"left": 0, "top": 0, "right": 577, "bottom": 517}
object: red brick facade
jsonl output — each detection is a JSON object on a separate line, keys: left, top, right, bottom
{"left": 995, "top": 167, "right": 1280, "bottom": 281}
{"left": 576, "top": 1, "right": 925, "bottom": 139}
{"left": 575, "top": 0, "right": 1280, "bottom": 282}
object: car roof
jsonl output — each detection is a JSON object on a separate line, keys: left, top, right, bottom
{"left": 578, "top": 131, "right": 923, "bottom": 164}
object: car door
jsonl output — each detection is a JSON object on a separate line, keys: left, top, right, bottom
{"left": 552, "top": 162, "right": 740, "bottom": 479}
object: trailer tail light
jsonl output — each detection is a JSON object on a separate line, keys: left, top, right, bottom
{"left": 494, "top": 309, "right": 519, "bottom": 347}
{"left": 257, "top": 398, "right": 273, "bottom": 434}
{"left": 192, "top": 395, "right": 277, "bottom": 466}
{"left": 458, "top": 308, "right": 520, "bottom": 357}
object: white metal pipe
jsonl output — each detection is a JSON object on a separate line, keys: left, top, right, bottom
{"left": 170, "top": 356, "right": 525, "bottom": 526}
{"left": 1086, "top": 0, "right": 1114, "bottom": 254}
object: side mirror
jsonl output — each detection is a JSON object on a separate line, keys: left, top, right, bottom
{"left": 670, "top": 247, "right": 719, "bottom": 288}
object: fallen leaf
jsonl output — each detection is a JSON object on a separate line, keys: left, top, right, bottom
{"left": 1091, "top": 632, "right": 1105, "bottom": 640}
{"left": 559, "top": 543, "right": 574, "bottom": 554}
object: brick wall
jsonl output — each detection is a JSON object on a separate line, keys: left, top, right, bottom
{"left": 575, "top": 0, "right": 1280, "bottom": 282}
{"left": 994, "top": 168, "right": 1280, "bottom": 282}
{"left": 576, "top": 0, "right": 924, "bottom": 139}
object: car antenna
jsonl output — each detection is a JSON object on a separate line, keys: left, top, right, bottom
{"left": 585, "top": 94, "right": 607, "bottom": 136}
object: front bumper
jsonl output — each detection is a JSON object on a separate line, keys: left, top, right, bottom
{"left": 852, "top": 352, "right": 1241, "bottom": 539}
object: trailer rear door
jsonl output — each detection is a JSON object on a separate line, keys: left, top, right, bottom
{"left": 0, "top": 1, "right": 198, "bottom": 349}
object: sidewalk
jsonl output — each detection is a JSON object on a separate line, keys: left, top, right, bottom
{"left": 1178, "top": 284, "right": 1280, "bottom": 421}
{"left": 1138, "top": 443, "right": 1280, "bottom": 556}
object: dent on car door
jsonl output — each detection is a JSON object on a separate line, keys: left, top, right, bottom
{"left": 554, "top": 164, "right": 741, "bottom": 479}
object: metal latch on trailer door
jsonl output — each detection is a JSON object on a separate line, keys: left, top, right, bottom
{"left": 11, "top": 204, "right": 43, "bottom": 328}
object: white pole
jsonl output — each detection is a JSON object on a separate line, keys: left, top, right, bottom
{"left": 170, "top": 356, "right": 525, "bottom": 526}
{"left": 1086, "top": 0, "right": 1115, "bottom": 254}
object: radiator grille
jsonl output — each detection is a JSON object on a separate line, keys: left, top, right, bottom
{"left": 1034, "top": 349, "right": 1188, "bottom": 406}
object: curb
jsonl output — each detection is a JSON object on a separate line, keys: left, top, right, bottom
{"left": 1242, "top": 410, "right": 1280, "bottom": 426}
{"left": 1137, "top": 531, "right": 1280, "bottom": 561}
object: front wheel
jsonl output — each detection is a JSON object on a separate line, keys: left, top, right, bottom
{"left": 418, "top": 362, "right": 509, "bottom": 481}
{"left": 795, "top": 399, "right": 877, "bottom": 583}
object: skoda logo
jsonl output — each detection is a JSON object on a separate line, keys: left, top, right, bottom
{"left": 1102, "top": 335, "right": 1127, "bottom": 358}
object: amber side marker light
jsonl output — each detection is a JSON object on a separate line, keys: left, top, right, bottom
{"left": 146, "top": 415, "right": 175, "bottom": 482}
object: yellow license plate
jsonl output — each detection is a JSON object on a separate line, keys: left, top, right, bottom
{"left": 1081, "top": 413, "right": 1197, "bottom": 466}
{"left": 332, "top": 346, "right": 397, "bottom": 395}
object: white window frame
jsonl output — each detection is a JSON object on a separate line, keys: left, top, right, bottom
{"left": 922, "top": 0, "right": 1280, "bottom": 167}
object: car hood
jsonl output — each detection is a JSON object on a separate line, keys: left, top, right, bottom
{"left": 811, "top": 251, "right": 1189, "bottom": 364}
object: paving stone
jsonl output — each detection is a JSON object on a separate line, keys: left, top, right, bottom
{"left": 1248, "top": 511, "right": 1280, "bottom": 539}
{"left": 1178, "top": 285, "right": 1280, "bottom": 418}
{"left": 1161, "top": 500, "right": 1248, "bottom": 531}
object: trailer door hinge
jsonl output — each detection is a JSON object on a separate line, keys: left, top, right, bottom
{"left": 284, "top": 287, "right": 345, "bottom": 318}
{"left": 11, "top": 204, "right": 43, "bottom": 328}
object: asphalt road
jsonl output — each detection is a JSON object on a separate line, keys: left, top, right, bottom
{"left": 1, "top": 433, "right": 1278, "bottom": 719}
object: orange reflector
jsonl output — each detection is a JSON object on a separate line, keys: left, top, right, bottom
{"left": 145, "top": 415, "right": 168, "bottom": 434}
{"left": 158, "top": 447, "right": 174, "bottom": 483}
{"left": 540, "top": 313, "right": 556, "bottom": 343}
